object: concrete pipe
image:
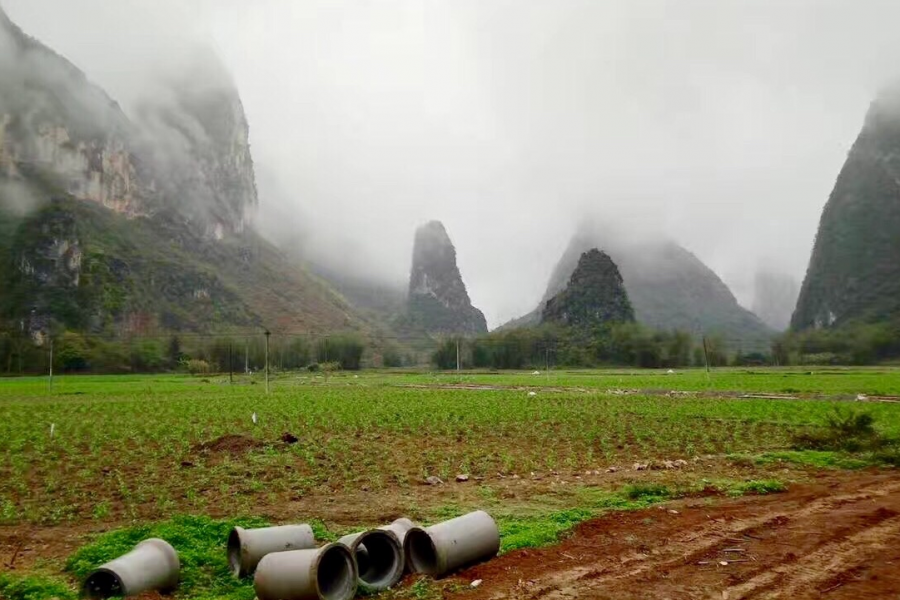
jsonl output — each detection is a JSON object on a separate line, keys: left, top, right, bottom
{"left": 83, "top": 538, "right": 180, "bottom": 599}
{"left": 405, "top": 510, "right": 500, "bottom": 578}
{"left": 254, "top": 543, "right": 357, "bottom": 600}
{"left": 338, "top": 528, "right": 404, "bottom": 591}
{"left": 228, "top": 524, "right": 316, "bottom": 578}
{"left": 381, "top": 517, "right": 416, "bottom": 547}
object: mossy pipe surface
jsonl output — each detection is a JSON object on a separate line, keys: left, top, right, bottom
{"left": 338, "top": 528, "right": 404, "bottom": 591}
{"left": 254, "top": 543, "right": 357, "bottom": 600}
{"left": 83, "top": 538, "right": 180, "bottom": 599}
{"left": 228, "top": 524, "right": 316, "bottom": 578}
{"left": 405, "top": 510, "right": 500, "bottom": 578}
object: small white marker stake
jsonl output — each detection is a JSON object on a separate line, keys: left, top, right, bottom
{"left": 50, "top": 423, "right": 56, "bottom": 438}
{"left": 252, "top": 412, "right": 258, "bottom": 425}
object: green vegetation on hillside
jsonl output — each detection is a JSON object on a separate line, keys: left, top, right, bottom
{"left": 0, "top": 197, "right": 381, "bottom": 374}
{"left": 793, "top": 87, "right": 900, "bottom": 331}
{"left": 541, "top": 248, "right": 635, "bottom": 328}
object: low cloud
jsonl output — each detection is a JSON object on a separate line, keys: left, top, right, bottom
{"left": 5, "top": 0, "right": 900, "bottom": 326}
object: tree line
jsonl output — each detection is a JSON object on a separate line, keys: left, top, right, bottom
{"left": 0, "top": 327, "right": 367, "bottom": 375}
{"left": 3, "top": 318, "right": 900, "bottom": 376}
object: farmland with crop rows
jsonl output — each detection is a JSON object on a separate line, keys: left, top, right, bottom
{"left": 1, "top": 368, "right": 899, "bottom": 599}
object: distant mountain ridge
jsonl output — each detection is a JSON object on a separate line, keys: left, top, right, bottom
{"left": 504, "top": 228, "right": 772, "bottom": 349}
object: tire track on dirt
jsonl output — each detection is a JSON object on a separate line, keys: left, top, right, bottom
{"left": 722, "top": 512, "right": 900, "bottom": 599}
{"left": 468, "top": 475, "right": 900, "bottom": 600}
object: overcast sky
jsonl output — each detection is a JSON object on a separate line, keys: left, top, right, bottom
{"left": 5, "top": 0, "right": 900, "bottom": 327}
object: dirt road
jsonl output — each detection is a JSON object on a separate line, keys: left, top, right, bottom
{"left": 447, "top": 471, "right": 900, "bottom": 600}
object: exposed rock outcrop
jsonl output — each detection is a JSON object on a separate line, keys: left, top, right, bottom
{"left": 542, "top": 248, "right": 634, "bottom": 328}
{"left": 0, "top": 8, "right": 362, "bottom": 337}
{"left": 133, "top": 47, "right": 258, "bottom": 238}
{"left": 793, "top": 85, "right": 900, "bottom": 330}
{"left": 0, "top": 6, "right": 257, "bottom": 236}
{"left": 0, "top": 6, "right": 150, "bottom": 216}
{"left": 407, "top": 221, "right": 487, "bottom": 335}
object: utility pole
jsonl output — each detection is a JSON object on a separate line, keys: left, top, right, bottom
{"left": 228, "top": 341, "right": 233, "bottom": 385}
{"left": 702, "top": 335, "right": 711, "bottom": 376}
{"left": 264, "top": 330, "right": 271, "bottom": 394}
{"left": 545, "top": 344, "right": 550, "bottom": 376}
{"left": 48, "top": 337, "right": 53, "bottom": 393}
{"left": 244, "top": 339, "right": 249, "bottom": 374}
{"left": 456, "top": 338, "right": 460, "bottom": 372}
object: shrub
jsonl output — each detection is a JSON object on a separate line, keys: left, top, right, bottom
{"left": 185, "top": 359, "right": 211, "bottom": 375}
{"left": 431, "top": 338, "right": 461, "bottom": 370}
{"left": 56, "top": 331, "right": 90, "bottom": 372}
{"left": 317, "top": 336, "right": 365, "bottom": 370}
{"left": 382, "top": 348, "right": 403, "bottom": 368}
{"left": 793, "top": 409, "right": 885, "bottom": 452}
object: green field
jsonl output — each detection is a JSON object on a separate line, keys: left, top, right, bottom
{"left": 1, "top": 368, "right": 899, "bottom": 599}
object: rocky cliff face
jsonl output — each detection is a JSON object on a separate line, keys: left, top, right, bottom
{"left": 0, "top": 6, "right": 150, "bottom": 216}
{"left": 542, "top": 248, "right": 634, "bottom": 328}
{"left": 407, "top": 221, "right": 487, "bottom": 335}
{"left": 0, "top": 8, "right": 359, "bottom": 338}
{"left": 793, "top": 85, "right": 900, "bottom": 330}
{"left": 0, "top": 6, "right": 257, "bottom": 236}
{"left": 505, "top": 227, "right": 772, "bottom": 349}
{"left": 133, "top": 47, "right": 258, "bottom": 238}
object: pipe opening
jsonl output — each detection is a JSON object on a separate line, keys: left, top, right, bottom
{"left": 227, "top": 527, "right": 243, "bottom": 577}
{"left": 355, "top": 532, "right": 403, "bottom": 589}
{"left": 83, "top": 569, "right": 125, "bottom": 599}
{"left": 317, "top": 545, "right": 357, "bottom": 600}
{"left": 406, "top": 529, "right": 439, "bottom": 575}
{"left": 355, "top": 544, "right": 370, "bottom": 576}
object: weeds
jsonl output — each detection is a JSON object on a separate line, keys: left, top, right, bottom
{"left": 791, "top": 409, "right": 900, "bottom": 466}
{"left": 67, "top": 515, "right": 270, "bottom": 600}
{"left": 732, "top": 479, "right": 786, "bottom": 496}
{"left": 793, "top": 409, "right": 886, "bottom": 451}
{"left": 0, "top": 573, "right": 77, "bottom": 600}
{"left": 623, "top": 483, "right": 672, "bottom": 502}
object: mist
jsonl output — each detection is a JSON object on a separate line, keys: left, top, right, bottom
{"left": 6, "top": 0, "right": 900, "bottom": 328}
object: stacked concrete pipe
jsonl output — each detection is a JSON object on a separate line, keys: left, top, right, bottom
{"left": 404, "top": 510, "right": 500, "bottom": 578}
{"left": 254, "top": 543, "right": 357, "bottom": 600}
{"left": 83, "top": 538, "right": 180, "bottom": 599}
{"left": 338, "top": 527, "right": 404, "bottom": 591}
{"left": 381, "top": 517, "right": 416, "bottom": 550}
{"left": 228, "top": 524, "right": 316, "bottom": 578}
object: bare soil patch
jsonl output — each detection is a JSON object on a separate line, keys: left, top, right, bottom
{"left": 191, "top": 434, "right": 265, "bottom": 455}
{"left": 446, "top": 470, "right": 900, "bottom": 600}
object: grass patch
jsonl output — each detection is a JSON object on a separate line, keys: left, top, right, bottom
{"left": 496, "top": 487, "right": 670, "bottom": 553}
{"left": 498, "top": 508, "right": 593, "bottom": 552}
{"left": 0, "top": 573, "right": 77, "bottom": 600}
{"left": 694, "top": 477, "right": 788, "bottom": 497}
{"left": 731, "top": 479, "right": 787, "bottom": 496}
{"left": 622, "top": 483, "right": 672, "bottom": 502}
{"left": 66, "top": 515, "right": 270, "bottom": 600}
{"left": 754, "top": 449, "right": 873, "bottom": 469}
